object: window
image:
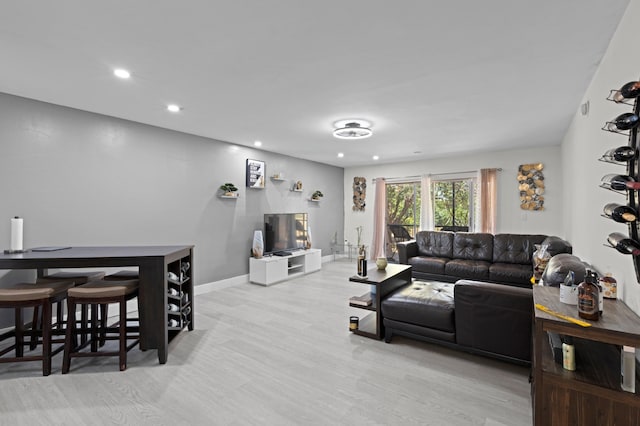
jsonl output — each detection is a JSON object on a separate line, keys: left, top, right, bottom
{"left": 386, "top": 182, "right": 421, "bottom": 259}
{"left": 432, "top": 178, "right": 476, "bottom": 232}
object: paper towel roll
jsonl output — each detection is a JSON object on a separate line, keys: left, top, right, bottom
{"left": 10, "top": 216, "right": 23, "bottom": 251}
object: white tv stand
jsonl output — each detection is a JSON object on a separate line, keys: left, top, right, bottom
{"left": 249, "top": 249, "right": 321, "bottom": 286}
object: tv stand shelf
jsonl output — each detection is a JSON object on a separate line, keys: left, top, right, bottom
{"left": 249, "top": 249, "right": 321, "bottom": 286}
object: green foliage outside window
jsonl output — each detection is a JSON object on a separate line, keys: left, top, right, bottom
{"left": 433, "top": 180, "right": 470, "bottom": 228}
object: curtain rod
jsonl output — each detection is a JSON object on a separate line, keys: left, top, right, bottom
{"left": 372, "top": 168, "right": 502, "bottom": 183}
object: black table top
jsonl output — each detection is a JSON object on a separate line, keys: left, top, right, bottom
{"left": 0, "top": 245, "right": 193, "bottom": 260}
{"left": 0, "top": 245, "right": 194, "bottom": 269}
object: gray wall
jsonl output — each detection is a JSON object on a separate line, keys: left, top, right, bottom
{"left": 0, "top": 93, "right": 344, "bottom": 288}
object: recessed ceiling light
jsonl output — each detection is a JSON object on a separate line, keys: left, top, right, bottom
{"left": 167, "top": 104, "right": 181, "bottom": 113}
{"left": 113, "top": 69, "right": 131, "bottom": 79}
{"left": 373, "top": 155, "right": 379, "bottom": 160}
{"left": 254, "top": 141, "right": 262, "bottom": 147}
{"left": 337, "top": 152, "right": 344, "bottom": 158}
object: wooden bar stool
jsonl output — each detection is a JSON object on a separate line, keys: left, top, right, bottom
{"left": 98, "top": 270, "right": 140, "bottom": 345}
{"left": 62, "top": 279, "right": 139, "bottom": 373}
{"left": 0, "top": 281, "right": 74, "bottom": 376}
{"left": 35, "top": 271, "right": 106, "bottom": 345}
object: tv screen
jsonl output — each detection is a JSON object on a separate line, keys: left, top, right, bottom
{"left": 264, "top": 213, "right": 308, "bottom": 254}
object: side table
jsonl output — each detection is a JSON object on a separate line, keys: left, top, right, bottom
{"left": 348, "top": 264, "right": 411, "bottom": 339}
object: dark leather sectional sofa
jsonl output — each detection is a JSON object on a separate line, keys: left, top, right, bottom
{"left": 398, "top": 231, "right": 572, "bottom": 287}
{"left": 382, "top": 231, "right": 572, "bottom": 364}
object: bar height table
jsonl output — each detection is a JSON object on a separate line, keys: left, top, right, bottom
{"left": 0, "top": 245, "right": 194, "bottom": 364}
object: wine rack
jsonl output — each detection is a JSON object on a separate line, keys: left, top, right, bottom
{"left": 601, "top": 80, "right": 640, "bottom": 282}
{"left": 166, "top": 254, "right": 193, "bottom": 337}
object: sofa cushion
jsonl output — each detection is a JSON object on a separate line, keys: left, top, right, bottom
{"left": 445, "top": 259, "right": 490, "bottom": 280}
{"left": 452, "top": 233, "right": 493, "bottom": 261}
{"left": 381, "top": 281, "right": 455, "bottom": 332}
{"left": 489, "top": 263, "right": 533, "bottom": 286}
{"left": 416, "top": 231, "right": 454, "bottom": 258}
{"left": 492, "top": 234, "right": 546, "bottom": 264}
{"left": 542, "top": 236, "right": 573, "bottom": 256}
{"left": 408, "top": 256, "right": 448, "bottom": 275}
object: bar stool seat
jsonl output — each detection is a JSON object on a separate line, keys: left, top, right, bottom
{"left": 0, "top": 281, "right": 74, "bottom": 376}
{"left": 62, "top": 279, "right": 140, "bottom": 373}
{"left": 35, "top": 271, "right": 106, "bottom": 343}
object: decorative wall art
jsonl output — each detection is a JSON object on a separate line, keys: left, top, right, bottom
{"left": 517, "top": 163, "right": 544, "bottom": 211}
{"left": 246, "top": 159, "right": 265, "bottom": 189}
{"left": 353, "top": 177, "right": 366, "bottom": 211}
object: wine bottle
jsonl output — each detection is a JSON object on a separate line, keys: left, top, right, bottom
{"left": 613, "top": 81, "right": 640, "bottom": 102}
{"left": 601, "top": 174, "right": 640, "bottom": 190}
{"left": 167, "top": 303, "right": 180, "bottom": 312}
{"left": 603, "top": 203, "right": 638, "bottom": 223}
{"left": 605, "top": 112, "right": 640, "bottom": 132}
{"left": 607, "top": 232, "right": 640, "bottom": 255}
{"left": 601, "top": 146, "right": 637, "bottom": 163}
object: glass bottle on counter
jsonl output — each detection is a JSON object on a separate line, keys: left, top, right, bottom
{"left": 578, "top": 270, "right": 600, "bottom": 321}
{"left": 599, "top": 273, "right": 618, "bottom": 299}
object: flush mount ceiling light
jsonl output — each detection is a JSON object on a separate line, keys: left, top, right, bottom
{"left": 167, "top": 104, "right": 181, "bottom": 112}
{"left": 332, "top": 119, "right": 373, "bottom": 140}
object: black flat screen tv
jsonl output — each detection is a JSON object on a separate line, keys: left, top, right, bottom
{"left": 264, "top": 213, "right": 308, "bottom": 254}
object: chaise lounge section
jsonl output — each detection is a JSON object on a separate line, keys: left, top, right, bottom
{"left": 382, "top": 279, "right": 535, "bottom": 364}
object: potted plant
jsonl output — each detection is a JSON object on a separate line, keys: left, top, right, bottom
{"left": 311, "top": 190, "right": 324, "bottom": 200}
{"left": 220, "top": 183, "right": 238, "bottom": 197}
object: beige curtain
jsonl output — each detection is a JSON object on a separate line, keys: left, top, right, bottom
{"left": 420, "top": 174, "right": 434, "bottom": 231}
{"left": 478, "top": 168, "right": 497, "bottom": 233}
{"left": 371, "top": 178, "right": 386, "bottom": 260}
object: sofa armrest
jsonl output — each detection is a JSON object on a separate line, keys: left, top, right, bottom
{"left": 397, "top": 240, "right": 417, "bottom": 264}
{"left": 454, "top": 279, "right": 533, "bottom": 362}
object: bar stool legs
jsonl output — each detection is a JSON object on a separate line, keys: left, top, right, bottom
{"left": 62, "top": 280, "right": 139, "bottom": 373}
{"left": 0, "top": 282, "right": 73, "bottom": 376}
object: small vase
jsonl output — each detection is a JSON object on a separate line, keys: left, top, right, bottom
{"left": 376, "top": 257, "right": 388, "bottom": 270}
{"left": 252, "top": 230, "right": 264, "bottom": 259}
{"left": 306, "top": 226, "right": 312, "bottom": 249}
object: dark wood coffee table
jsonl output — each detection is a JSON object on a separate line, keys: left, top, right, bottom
{"left": 348, "top": 263, "right": 411, "bottom": 339}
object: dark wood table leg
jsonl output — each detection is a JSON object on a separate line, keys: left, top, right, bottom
{"left": 138, "top": 260, "right": 168, "bottom": 364}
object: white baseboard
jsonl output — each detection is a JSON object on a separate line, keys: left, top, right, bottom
{"left": 195, "top": 258, "right": 339, "bottom": 295}
{"left": 195, "top": 274, "right": 249, "bottom": 295}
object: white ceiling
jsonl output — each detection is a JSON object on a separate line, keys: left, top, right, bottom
{"left": 0, "top": 1, "right": 630, "bottom": 167}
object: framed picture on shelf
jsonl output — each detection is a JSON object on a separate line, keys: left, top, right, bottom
{"left": 246, "top": 159, "right": 266, "bottom": 189}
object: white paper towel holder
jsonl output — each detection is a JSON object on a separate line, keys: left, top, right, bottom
{"left": 5, "top": 216, "right": 29, "bottom": 254}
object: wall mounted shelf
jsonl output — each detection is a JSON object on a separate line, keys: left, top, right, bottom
{"left": 219, "top": 194, "right": 239, "bottom": 199}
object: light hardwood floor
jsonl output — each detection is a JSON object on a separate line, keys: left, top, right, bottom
{"left": 0, "top": 261, "right": 532, "bottom": 425}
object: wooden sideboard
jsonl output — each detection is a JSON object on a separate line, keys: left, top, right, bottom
{"left": 532, "top": 285, "right": 640, "bottom": 425}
